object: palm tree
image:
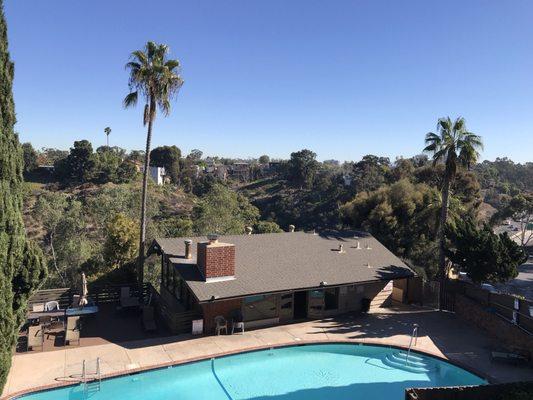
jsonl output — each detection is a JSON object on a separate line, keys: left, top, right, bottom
{"left": 124, "top": 42, "right": 184, "bottom": 283}
{"left": 424, "top": 116, "right": 483, "bottom": 309}
{"left": 104, "top": 127, "right": 111, "bottom": 147}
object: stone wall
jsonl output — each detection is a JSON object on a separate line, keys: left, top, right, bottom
{"left": 454, "top": 294, "right": 533, "bottom": 357}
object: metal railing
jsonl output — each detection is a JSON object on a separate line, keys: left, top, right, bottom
{"left": 81, "top": 358, "right": 101, "bottom": 395}
{"left": 405, "top": 324, "right": 418, "bottom": 365}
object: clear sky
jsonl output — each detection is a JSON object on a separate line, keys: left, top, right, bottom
{"left": 5, "top": 0, "right": 533, "bottom": 162}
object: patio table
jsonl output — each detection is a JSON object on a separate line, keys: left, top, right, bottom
{"left": 27, "top": 310, "right": 65, "bottom": 320}
{"left": 66, "top": 305, "right": 99, "bottom": 316}
{"left": 27, "top": 305, "right": 99, "bottom": 321}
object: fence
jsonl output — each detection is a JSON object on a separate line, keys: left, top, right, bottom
{"left": 28, "top": 287, "right": 72, "bottom": 309}
{"left": 405, "top": 380, "right": 533, "bottom": 400}
{"left": 151, "top": 286, "right": 201, "bottom": 334}
{"left": 446, "top": 280, "right": 533, "bottom": 335}
{"left": 29, "top": 283, "right": 153, "bottom": 308}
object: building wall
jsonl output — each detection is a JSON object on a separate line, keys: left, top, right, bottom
{"left": 202, "top": 298, "right": 243, "bottom": 333}
{"left": 325, "top": 280, "right": 389, "bottom": 316}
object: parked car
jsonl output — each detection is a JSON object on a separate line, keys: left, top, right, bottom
{"left": 481, "top": 283, "right": 499, "bottom": 294}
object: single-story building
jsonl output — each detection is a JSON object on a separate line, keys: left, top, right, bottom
{"left": 148, "top": 231, "right": 415, "bottom": 334}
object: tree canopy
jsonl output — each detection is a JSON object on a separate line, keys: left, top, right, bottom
{"left": 150, "top": 145, "right": 181, "bottom": 183}
{"left": 446, "top": 219, "right": 526, "bottom": 283}
{"left": 193, "top": 184, "right": 260, "bottom": 235}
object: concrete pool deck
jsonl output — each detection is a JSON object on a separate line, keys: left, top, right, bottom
{"left": 3, "top": 307, "right": 533, "bottom": 399}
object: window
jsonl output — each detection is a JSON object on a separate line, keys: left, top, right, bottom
{"left": 324, "top": 288, "right": 339, "bottom": 310}
{"left": 279, "top": 293, "right": 293, "bottom": 320}
{"left": 243, "top": 294, "right": 279, "bottom": 321}
{"left": 308, "top": 290, "right": 324, "bottom": 312}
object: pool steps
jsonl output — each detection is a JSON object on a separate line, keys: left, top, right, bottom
{"left": 382, "top": 351, "right": 435, "bottom": 373}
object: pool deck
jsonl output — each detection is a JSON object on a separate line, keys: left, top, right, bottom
{"left": 3, "top": 306, "right": 533, "bottom": 399}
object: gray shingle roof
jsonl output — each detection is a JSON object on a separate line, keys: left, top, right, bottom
{"left": 152, "top": 231, "right": 414, "bottom": 302}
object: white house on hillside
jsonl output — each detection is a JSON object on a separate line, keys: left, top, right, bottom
{"left": 141, "top": 165, "right": 166, "bottom": 185}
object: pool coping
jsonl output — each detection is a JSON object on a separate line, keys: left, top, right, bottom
{"left": 2, "top": 338, "right": 493, "bottom": 399}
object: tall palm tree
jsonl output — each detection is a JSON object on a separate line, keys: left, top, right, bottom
{"left": 104, "top": 126, "right": 111, "bottom": 147}
{"left": 124, "top": 41, "right": 184, "bottom": 283}
{"left": 424, "top": 116, "right": 483, "bottom": 309}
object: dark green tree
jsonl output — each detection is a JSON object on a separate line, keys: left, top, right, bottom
{"left": 150, "top": 145, "right": 181, "bottom": 183}
{"left": 0, "top": 2, "right": 46, "bottom": 390}
{"left": 341, "top": 180, "right": 445, "bottom": 278}
{"left": 55, "top": 140, "right": 97, "bottom": 184}
{"left": 258, "top": 155, "right": 270, "bottom": 164}
{"left": 21, "top": 142, "right": 38, "bottom": 173}
{"left": 124, "top": 41, "right": 184, "bottom": 283}
{"left": 287, "top": 149, "right": 318, "bottom": 188}
{"left": 254, "top": 220, "right": 283, "bottom": 233}
{"left": 446, "top": 219, "right": 526, "bottom": 283}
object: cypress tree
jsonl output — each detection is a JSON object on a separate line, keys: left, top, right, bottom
{"left": 0, "top": 0, "right": 46, "bottom": 392}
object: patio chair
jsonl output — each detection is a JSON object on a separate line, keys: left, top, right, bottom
{"left": 491, "top": 350, "right": 530, "bottom": 366}
{"left": 27, "top": 325, "right": 44, "bottom": 351}
{"left": 230, "top": 309, "right": 244, "bottom": 335}
{"left": 71, "top": 294, "right": 81, "bottom": 308}
{"left": 65, "top": 316, "right": 80, "bottom": 346}
{"left": 142, "top": 306, "right": 157, "bottom": 332}
{"left": 214, "top": 315, "right": 228, "bottom": 336}
{"left": 45, "top": 301, "right": 60, "bottom": 311}
{"left": 32, "top": 303, "right": 45, "bottom": 312}
{"left": 120, "top": 286, "right": 140, "bottom": 309}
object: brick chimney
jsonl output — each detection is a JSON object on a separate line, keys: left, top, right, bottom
{"left": 197, "top": 235, "right": 235, "bottom": 281}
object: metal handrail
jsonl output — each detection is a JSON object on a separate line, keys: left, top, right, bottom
{"left": 405, "top": 324, "right": 418, "bottom": 365}
{"left": 82, "top": 359, "right": 87, "bottom": 393}
{"left": 96, "top": 357, "right": 101, "bottom": 384}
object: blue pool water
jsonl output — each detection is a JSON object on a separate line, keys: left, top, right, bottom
{"left": 18, "top": 344, "right": 486, "bottom": 400}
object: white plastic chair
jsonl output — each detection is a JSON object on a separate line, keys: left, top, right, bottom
{"left": 214, "top": 316, "right": 228, "bottom": 335}
{"left": 45, "top": 301, "right": 60, "bottom": 311}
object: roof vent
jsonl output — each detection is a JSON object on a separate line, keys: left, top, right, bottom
{"left": 245, "top": 226, "right": 253, "bottom": 235}
{"left": 288, "top": 224, "right": 295, "bottom": 233}
{"left": 355, "top": 241, "right": 361, "bottom": 250}
{"left": 366, "top": 262, "right": 372, "bottom": 268}
{"left": 338, "top": 244, "right": 345, "bottom": 253}
{"left": 320, "top": 281, "right": 328, "bottom": 286}
{"left": 184, "top": 239, "right": 192, "bottom": 259}
{"left": 365, "top": 243, "right": 372, "bottom": 250}
{"left": 207, "top": 233, "right": 219, "bottom": 244}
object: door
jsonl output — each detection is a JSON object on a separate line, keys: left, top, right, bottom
{"left": 293, "top": 291, "right": 308, "bottom": 319}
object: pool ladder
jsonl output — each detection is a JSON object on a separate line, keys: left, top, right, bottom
{"left": 405, "top": 324, "right": 418, "bottom": 365}
{"left": 82, "top": 358, "right": 101, "bottom": 396}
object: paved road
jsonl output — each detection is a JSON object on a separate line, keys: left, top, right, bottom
{"left": 495, "top": 256, "right": 533, "bottom": 300}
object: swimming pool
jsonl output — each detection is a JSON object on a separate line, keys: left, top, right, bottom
{"left": 17, "top": 343, "right": 486, "bottom": 400}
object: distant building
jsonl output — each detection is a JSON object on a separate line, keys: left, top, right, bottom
{"left": 141, "top": 165, "right": 166, "bottom": 185}
{"left": 205, "top": 162, "right": 228, "bottom": 181}
{"left": 231, "top": 162, "right": 251, "bottom": 181}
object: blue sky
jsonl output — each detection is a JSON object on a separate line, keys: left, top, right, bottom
{"left": 5, "top": 0, "right": 533, "bottom": 162}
